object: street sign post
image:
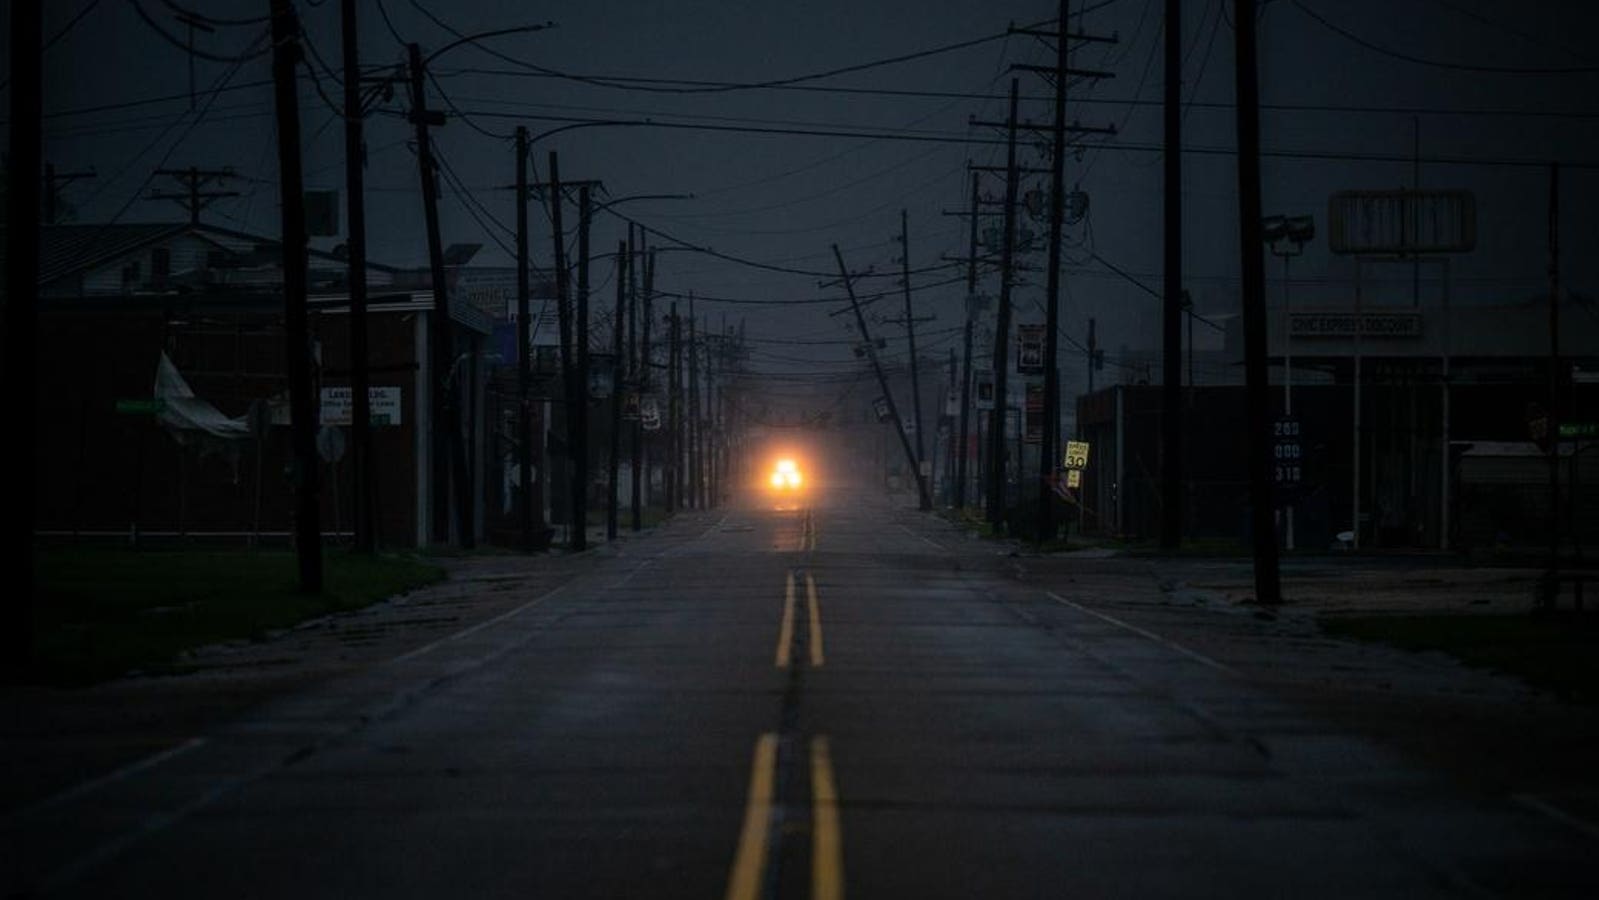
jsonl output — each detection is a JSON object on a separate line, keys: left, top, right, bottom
{"left": 1063, "top": 440, "right": 1090, "bottom": 470}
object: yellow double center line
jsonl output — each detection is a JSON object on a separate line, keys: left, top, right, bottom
{"left": 796, "top": 508, "right": 817, "bottom": 552}
{"left": 728, "top": 572, "right": 842, "bottom": 899}
{"left": 776, "top": 571, "right": 824, "bottom": 668}
{"left": 724, "top": 735, "right": 844, "bottom": 900}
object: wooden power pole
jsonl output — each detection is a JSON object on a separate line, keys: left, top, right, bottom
{"left": 1232, "top": 0, "right": 1282, "bottom": 604}
{"left": 270, "top": 0, "right": 323, "bottom": 591}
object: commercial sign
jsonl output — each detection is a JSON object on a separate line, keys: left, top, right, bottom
{"left": 1328, "top": 189, "right": 1476, "bottom": 255}
{"left": 454, "top": 271, "right": 516, "bottom": 320}
{"left": 1559, "top": 422, "right": 1597, "bottom": 440}
{"left": 1273, "top": 417, "right": 1303, "bottom": 490}
{"left": 319, "top": 386, "right": 402, "bottom": 426}
{"left": 1290, "top": 312, "right": 1422, "bottom": 338}
{"left": 974, "top": 371, "right": 995, "bottom": 411}
{"left": 1017, "top": 325, "right": 1045, "bottom": 374}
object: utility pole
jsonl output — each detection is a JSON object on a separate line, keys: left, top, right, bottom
{"left": 946, "top": 346, "right": 958, "bottom": 504}
{"left": 514, "top": 126, "right": 537, "bottom": 551}
{"left": 170, "top": 6, "right": 215, "bottom": 109}
{"left": 1547, "top": 161, "right": 1561, "bottom": 592}
{"left": 1037, "top": 0, "right": 1070, "bottom": 543}
{"left": 1008, "top": 9, "right": 1116, "bottom": 541}
{"left": 545, "top": 153, "right": 584, "bottom": 551}
{"left": 688, "top": 299, "right": 702, "bottom": 509}
{"left": 706, "top": 331, "right": 717, "bottom": 509}
{"left": 6, "top": 0, "right": 41, "bottom": 678}
{"left": 607, "top": 240, "right": 627, "bottom": 541}
{"left": 575, "top": 184, "right": 594, "bottom": 544}
{"left": 1232, "top": 0, "right": 1281, "bottom": 605}
{"left": 150, "top": 166, "right": 238, "bottom": 225}
{"left": 987, "top": 80, "right": 1020, "bottom": 530}
{"left": 42, "top": 164, "right": 94, "bottom": 225}
{"left": 1087, "top": 318, "right": 1097, "bottom": 393}
{"left": 269, "top": 0, "right": 322, "bottom": 592}
{"left": 407, "top": 42, "right": 454, "bottom": 546}
{"left": 342, "top": 0, "right": 374, "bottom": 553}
{"left": 897, "top": 209, "right": 929, "bottom": 509}
{"left": 836, "top": 244, "right": 930, "bottom": 510}
{"left": 633, "top": 246, "right": 653, "bottom": 530}
{"left": 668, "top": 302, "right": 681, "bottom": 513}
{"left": 956, "top": 171, "right": 980, "bottom": 510}
{"left": 1161, "top": 0, "right": 1184, "bottom": 550}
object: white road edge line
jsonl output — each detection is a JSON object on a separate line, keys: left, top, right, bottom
{"left": 16, "top": 737, "right": 209, "bottom": 819}
{"left": 1513, "top": 793, "right": 1599, "bottom": 844}
{"left": 897, "top": 521, "right": 946, "bottom": 551}
{"left": 392, "top": 582, "right": 570, "bottom": 663}
{"left": 1046, "top": 591, "right": 1240, "bottom": 676}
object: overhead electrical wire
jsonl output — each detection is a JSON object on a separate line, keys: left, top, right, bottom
{"left": 404, "top": 0, "right": 1041, "bottom": 96}
{"left": 1291, "top": 1, "right": 1599, "bottom": 75}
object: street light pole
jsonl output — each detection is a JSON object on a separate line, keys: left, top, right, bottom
{"left": 1263, "top": 214, "right": 1313, "bottom": 553}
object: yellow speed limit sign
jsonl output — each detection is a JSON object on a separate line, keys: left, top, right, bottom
{"left": 1063, "top": 440, "right": 1090, "bottom": 470}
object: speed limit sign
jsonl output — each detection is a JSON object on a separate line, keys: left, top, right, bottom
{"left": 1063, "top": 440, "right": 1090, "bottom": 470}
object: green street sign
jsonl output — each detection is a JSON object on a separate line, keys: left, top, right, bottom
{"left": 1558, "top": 422, "right": 1597, "bottom": 440}
{"left": 114, "top": 398, "right": 166, "bottom": 415}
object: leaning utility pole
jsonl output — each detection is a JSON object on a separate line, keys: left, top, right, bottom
{"left": 898, "top": 208, "right": 928, "bottom": 509}
{"left": 342, "top": 0, "right": 374, "bottom": 553}
{"left": 408, "top": 42, "right": 454, "bottom": 546}
{"left": 269, "top": 0, "right": 323, "bottom": 592}
{"left": 607, "top": 240, "right": 627, "bottom": 541}
{"left": 987, "top": 80, "right": 1020, "bottom": 530}
{"left": 514, "top": 126, "right": 537, "bottom": 551}
{"left": 1160, "top": 0, "right": 1184, "bottom": 550}
{"left": 1232, "top": 0, "right": 1282, "bottom": 605}
{"left": 956, "top": 171, "right": 980, "bottom": 510}
{"left": 6, "top": 0, "right": 42, "bottom": 677}
{"left": 836, "top": 245, "right": 930, "bottom": 510}
{"left": 546, "top": 153, "right": 584, "bottom": 551}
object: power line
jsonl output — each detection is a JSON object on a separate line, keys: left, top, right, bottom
{"left": 1291, "top": 1, "right": 1599, "bottom": 75}
{"left": 128, "top": 0, "right": 273, "bottom": 63}
{"left": 408, "top": 1, "right": 1036, "bottom": 96}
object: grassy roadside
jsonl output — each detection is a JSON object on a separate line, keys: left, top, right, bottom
{"left": 32, "top": 548, "right": 445, "bottom": 686}
{"left": 1321, "top": 613, "right": 1599, "bottom": 704}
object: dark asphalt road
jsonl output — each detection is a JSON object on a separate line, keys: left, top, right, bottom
{"left": 7, "top": 488, "right": 1598, "bottom": 898}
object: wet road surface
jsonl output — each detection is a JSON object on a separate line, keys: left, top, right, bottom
{"left": 7, "top": 488, "right": 1598, "bottom": 898}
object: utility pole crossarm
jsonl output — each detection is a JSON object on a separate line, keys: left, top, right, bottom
{"left": 1010, "top": 63, "right": 1116, "bottom": 80}
{"left": 968, "top": 119, "right": 1114, "bottom": 137}
{"left": 1007, "top": 25, "right": 1119, "bottom": 43}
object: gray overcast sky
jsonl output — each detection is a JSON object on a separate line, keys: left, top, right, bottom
{"left": 16, "top": 0, "right": 1599, "bottom": 381}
